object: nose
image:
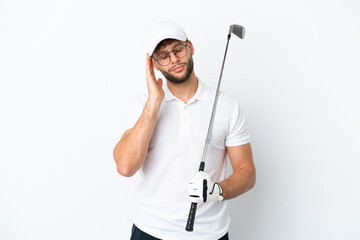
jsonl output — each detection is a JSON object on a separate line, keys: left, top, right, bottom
{"left": 169, "top": 51, "right": 180, "bottom": 64}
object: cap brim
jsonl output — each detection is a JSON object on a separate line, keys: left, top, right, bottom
{"left": 147, "top": 35, "right": 187, "bottom": 55}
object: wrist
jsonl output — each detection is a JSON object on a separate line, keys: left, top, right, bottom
{"left": 147, "top": 97, "right": 162, "bottom": 109}
{"left": 147, "top": 96, "right": 163, "bottom": 107}
{"left": 144, "top": 98, "right": 162, "bottom": 120}
{"left": 217, "top": 181, "right": 226, "bottom": 200}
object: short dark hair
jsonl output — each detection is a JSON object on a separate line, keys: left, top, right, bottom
{"left": 152, "top": 38, "right": 188, "bottom": 56}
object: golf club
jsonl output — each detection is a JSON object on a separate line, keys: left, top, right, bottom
{"left": 185, "top": 24, "right": 245, "bottom": 232}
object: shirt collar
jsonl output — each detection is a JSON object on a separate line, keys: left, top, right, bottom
{"left": 163, "top": 78, "right": 210, "bottom": 102}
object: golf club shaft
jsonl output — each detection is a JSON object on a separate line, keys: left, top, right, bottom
{"left": 185, "top": 33, "right": 232, "bottom": 232}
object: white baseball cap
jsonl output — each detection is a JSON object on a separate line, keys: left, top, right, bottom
{"left": 146, "top": 20, "right": 188, "bottom": 55}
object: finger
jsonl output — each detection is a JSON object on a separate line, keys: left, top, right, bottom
{"left": 193, "top": 171, "right": 206, "bottom": 180}
{"left": 188, "top": 189, "right": 201, "bottom": 196}
{"left": 187, "top": 184, "right": 197, "bottom": 191}
{"left": 146, "top": 53, "right": 152, "bottom": 67}
{"left": 188, "top": 184, "right": 202, "bottom": 195}
{"left": 157, "top": 78, "right": 163, "bottom": 87}
{"left": 145, "top": 54, "right": 155, "bottom": 80}
{"left": 195, "top": 171, "right": 204, "bottom": 178}
{"left": 189, "top": 196, "right": 201, "bottom": 203}
{"left": 189, "top": 179, "right": 201, "bottom": 188}
{"left": 199, "top": 171, "right": 208, "bottom": 178}
{"left": 145, "top": 54, "right": 151, "bottom": 72}
{"left": 188, "top": 194, "right": 200, "bottom": 198}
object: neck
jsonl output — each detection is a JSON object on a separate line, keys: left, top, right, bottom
{"left": 166, "top": 71, "right": 198, "bottom": 104}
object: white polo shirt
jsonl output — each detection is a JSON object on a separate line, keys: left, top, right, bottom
{"left": 124, "top": 79, "right": 250, "bottom": 240}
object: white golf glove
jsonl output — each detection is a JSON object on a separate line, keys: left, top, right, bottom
{"left": 188, "top": 171, "right": 224, "bottom": 203}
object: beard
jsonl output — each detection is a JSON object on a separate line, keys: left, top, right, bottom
{"left": 159, "top": 57, "right": 194, "bottom": 84}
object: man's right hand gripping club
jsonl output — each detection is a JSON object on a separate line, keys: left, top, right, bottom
{"left": 188, "top": 171, "right": 224, "bottom": 203}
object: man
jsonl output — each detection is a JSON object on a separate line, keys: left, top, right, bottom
{"left": 113, "top": 21, "right": 256, "bottom": 240}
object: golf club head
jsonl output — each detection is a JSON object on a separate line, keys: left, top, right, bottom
{"left": 229, "top": 24, "right": 245, "bottom": 39}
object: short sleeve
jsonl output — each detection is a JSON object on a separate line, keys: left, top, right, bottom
{"left": 225, "top": 101, "right": 250, "bottom": 146}
{"left": 122, "top": 94, "right": 147, "bottom": 134}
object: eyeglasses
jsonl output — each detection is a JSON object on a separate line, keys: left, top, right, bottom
{"left": 152, "top": 42, "right": 188, "bottom": 66}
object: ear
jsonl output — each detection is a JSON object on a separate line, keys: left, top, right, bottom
{"left": 151, "top": 57, "right": 159, "bottom": 71}
{"left": 187, "top": 40, "right": 195, "bottom": 56}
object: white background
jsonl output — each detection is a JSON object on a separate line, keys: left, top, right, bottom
{"left": 1, "top": 0, "right": 359, "bottom": 239}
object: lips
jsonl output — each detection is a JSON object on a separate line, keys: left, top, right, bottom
{"left": 171, "top": 64, "right": 185, "bottom": 73}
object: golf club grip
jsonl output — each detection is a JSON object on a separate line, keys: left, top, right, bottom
{"left": 185, "top": 202, "right": 197, "bottom": 231}
{"left": 185, "top": 162, "right": 204, "bottom": 231}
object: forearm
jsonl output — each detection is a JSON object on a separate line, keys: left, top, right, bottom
{"left": 113, "top": 98, "right": 161, "bottom": 177}
{"left": 219, "top": 166, "right": 256, "bottom": 200}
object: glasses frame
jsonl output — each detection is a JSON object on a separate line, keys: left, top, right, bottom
{"left": 151, "top": 41, "right": 189, "bottom": 66}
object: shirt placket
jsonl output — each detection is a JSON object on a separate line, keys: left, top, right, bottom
{"left": 180, "top": 104, "right": 191, "bottom": 137}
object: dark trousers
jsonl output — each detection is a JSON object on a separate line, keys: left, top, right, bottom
{"left": 130, "top": 224, "right": 229, "bottom": 240}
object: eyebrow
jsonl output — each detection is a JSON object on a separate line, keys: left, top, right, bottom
{"left": 157, "top": 43, "right": 184, "bottom": 55}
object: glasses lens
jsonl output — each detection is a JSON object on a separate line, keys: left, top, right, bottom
{"left": 157, "top": 53, "right": 170, "bottom": 66}
{"left": 173, "top": 45, "right": 187, "bottom": 58}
